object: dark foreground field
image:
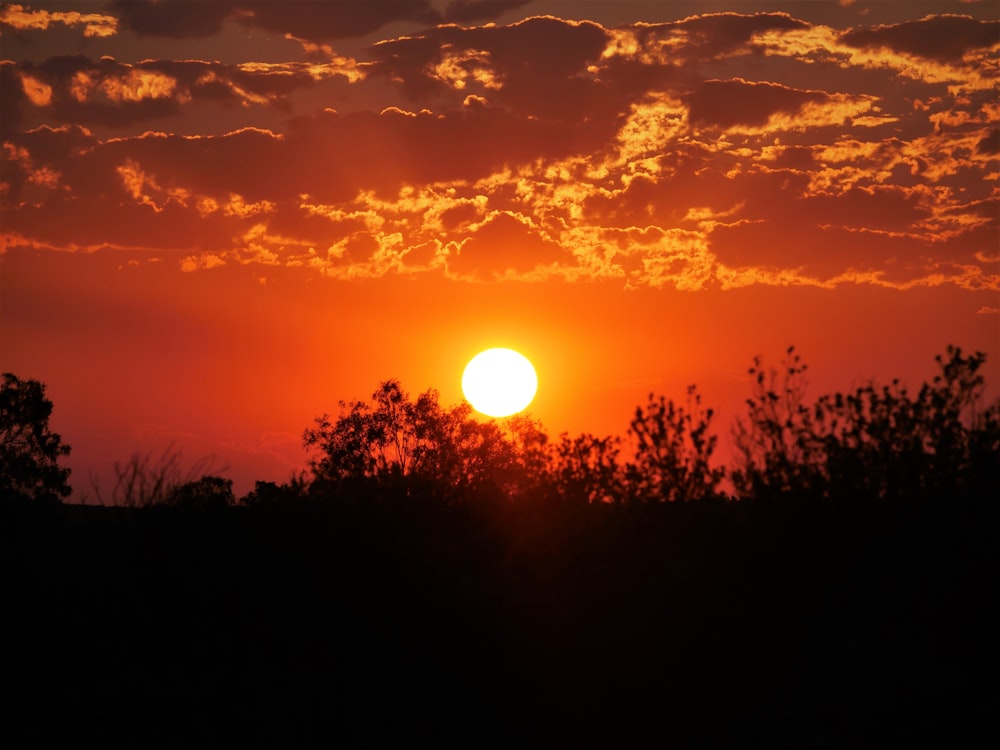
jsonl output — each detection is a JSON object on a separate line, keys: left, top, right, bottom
{"left": 3, "top": 493, "right": 997, "bottom": 748}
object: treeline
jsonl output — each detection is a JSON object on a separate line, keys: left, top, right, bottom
{"left": 2, "top": 346, "right": 998, "bottom": 509}
{"left": 3, "top": 348, "right": 998, "bottom": 746}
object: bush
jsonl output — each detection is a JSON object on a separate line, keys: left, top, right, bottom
{"left": 0, "top": 372, "right": 72, "bottom": 504}
{"left": 732, "top": 346, "right": 1000, "bottom": 501}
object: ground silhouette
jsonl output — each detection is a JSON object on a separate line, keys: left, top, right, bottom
{"left": 2, "top": 347, "right": 997, "bottom": 746}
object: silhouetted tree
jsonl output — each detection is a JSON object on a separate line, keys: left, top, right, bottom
{"left": 169, "top": 475, "right": 235, "bottom": 510}
{"left": 304, "top": 380, "right": 549, "bottom": 503}
{"left": 816, "top": 346, "right": 1000, "bottom": 500}
{"left": 240, "top": 477, "right": 308, "bottom": 507}
{"left": 497, "top": 413, "right": 550, "bottom": 496}
{"left": 731, "top": 346, "right": 828, "bottom": 500}
{"left": 626, "top": 385, "right": 725, "bottom": 502}
{"left": 549, "top": 432, "right": 625, "bottom": 504}
{"left": 0, "top": 372, "right": 72, "bottom": 504}
{"left": 304, "top": 380, "right": 411, "bottom": 482}
{"left": 732, "top": 345, "right": 1000, "bottom": 501}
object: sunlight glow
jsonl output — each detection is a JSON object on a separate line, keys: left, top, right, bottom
{"left": 462, "top": 348, "right": 538, "bottom": 418}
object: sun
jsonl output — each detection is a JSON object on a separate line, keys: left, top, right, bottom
{"left": 462, "top": 348, "right": 538, "bottom": 418}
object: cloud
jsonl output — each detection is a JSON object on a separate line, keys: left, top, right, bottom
{"left": 443, "top": 1, "right": 533, "bottom": 24}
{"left": 3, "top": 10, "right": 998, "bottom": 293}
{"left": 683, "top": 78, "right": 830, "bottom": 129}
{"left": 626, "top": 12, "right": 811, "bottom": 63}
{"left": 107, "top": 0, "right": 440, "bottom": 41}
{"left": 369, "top": 16, "right": 610, "bottom": 121}
{"left": 280, "top": 104, "right": 599, "bottom": 200}
{"left": 839, "top": 14, "right": 1000, "bottom": 63}
{"left": 105, "top": 0, "right": 233, "bottom": 38}
{"left": 4, "top": 54, "right": 366, "bottom": 132}
{"left": 0, "top": 3, "right": 118, "bottom": 37}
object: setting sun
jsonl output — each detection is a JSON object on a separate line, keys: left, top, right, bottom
{"left": 462, "top": 348, "right": 538, "bottom": 417}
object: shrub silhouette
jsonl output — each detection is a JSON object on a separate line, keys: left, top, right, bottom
{"left": 302, "top": 346, "right": 997, "bottom": 506}
{"left": 89, "top": 444, "right": 219, "bottom": 507}
{"left": 240, "top": 477, "right": 308, "bottom": 507}
{"left": 626, "top": 385, "right": 725, "bottom": 502}
{"left": 731, "top": 346, "right": 826, "bottom": 500}
{"left": 19, "top": 343, "right": 987, "bottom": 510}
{"left": 0, "top": 372, "right": 72, "bottom": 504}
{"left": 732, "top": 345, "right": 1000, "bottom": 501}
{"left": 548, "top": 432, "right": 625, "bottom": 504}
{"left": 304, "top": 379, "right": 548, "bottom": 503}
{"left": 169, "top": 475, "right": 235, "bottom": 510}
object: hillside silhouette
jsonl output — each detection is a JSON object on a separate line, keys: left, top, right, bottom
{"left": 2, "top": 347, "right": 997, "bottom": 746}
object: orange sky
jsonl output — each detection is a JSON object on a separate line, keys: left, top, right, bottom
{"left": 2, "top": 1, "right": 998, "bottom": 498}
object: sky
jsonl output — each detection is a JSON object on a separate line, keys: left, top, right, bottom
{"left": 1, "top": 0, "right": 998, "bottom": 499}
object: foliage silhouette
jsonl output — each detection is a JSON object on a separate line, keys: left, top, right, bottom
{"left": 731, "top": 346, "right": 825, "bottom": 500}
{"left": 240, "top": 477, "right": 308, "bottom": 507}
{"left": 732, "top": 345, "right": 1000, "bottom": 501}
{"left": 548, "top": 432, "right": 625, "bottom": 504}
{"left": 169, "top": 475, "right": 235, "bottom": 510}
{"left": 4, "top": 347, "right": 997, "bottom": 747}
{"left": 89, "top": 444, "right": 219, "bottom": 507}
{"left": 0, "top": 372, "right": 72, "bottom": 505}
{"left": 304, "top": 379, "right": 549, "bottom": 504}
{"left": 6, "top": 344, "right": 995, "bottom": 510}
{"left": 626, "top": 385, "right": 725, "bottom": 502}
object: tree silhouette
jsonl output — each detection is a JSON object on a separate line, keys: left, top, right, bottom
{"left": 294, "top": 347, "right": 1000, "bottom": 507}
{"left": 731, "top": 346, "right": 825, "bottom": 500}
{"left": 626, "top": 385, "right": 724, "bottom": 502}
{"left": 815, "top": 346, "right": 1000, "bottom": 500}
{"left": 494, "top": 413, "right": 550, "bottom": 496}
{"left": 304, "top": 380, "right": 412, "bottom": 481}
{"left": 169, "top": 475, "right": 235, "bottom": 510}
{"left": 0, "top": 372, "right": 72, "bottom": 504}
{"left": 549, "top": 432, "right": 625, "bottom": 504}
{"left": 304, "top": 379, "right": 548, "bottom": 503}
{"left": 732, "top": 346, "right": 1000, "bottom": 501}
{"left": 241, "top": 477, "right": 307, "bottom": 507}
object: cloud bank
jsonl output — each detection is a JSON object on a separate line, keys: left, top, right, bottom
{"left": 2, "top": 6, "right": 997, "bottom": 291}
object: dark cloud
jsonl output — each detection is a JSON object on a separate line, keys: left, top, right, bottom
{"left": 5, "top": 101, "right": 596, "bottom": 221}
{"left": 5, "top": 55, "right": 319, "bottom": 130}
{"left": 281, "top": 105, "right": 590, "bottom": 200}
{"left": 463, "top": 16, "right": 609, "bottom": 77}
{"left": 840, "top": 15, "right": 1000, "bottom": 63}
{"left": 1, "top": 124, "right": 96, "bottom": 206}
{"left": 369, "top": 16, "right": 610, "bottom": 121}
{"left": 107, "top": 0, "right": 235, "bottom": 38}
{"left": 684, "top": 79, "right": 829, "bottom": 129}
{"left": 709, "top": 218, "right": 915, "bottom": 281}
{"left": 585, "top": 152, "right": 817, "bottom": 234}
{"left": 4, "top": 196, "right": 224, "bottom": 251}
{"left": 108, "top": 0, "right": 440, "bottom": 41}
{"left": 1, "top": 125, "right": 282, "bottom": 252}
{"left": 799, "top": 186, "right": 926, "bottom": 235}
{"left": 444, "top": 0, "right": 533, "bottom": 24}
{"left": 704, "top": 181, "right": 970, "bottom": 283}
{"left": 0, "top": 62, "right": 28, "bottom": 139}
{"left": 238, "top": 1, "right": 440, "bottom": 40}
{"left": 763, "top": 145, "right": 817, "bottom": 172}
{"left": 635, "top": 12, "right": 810, "bottom": 61}
{"left": 3, "top": 8, "right": 995, "bottom": 292}
{"left": 977, "top": 128, "right": 1000, "bottom": 155}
